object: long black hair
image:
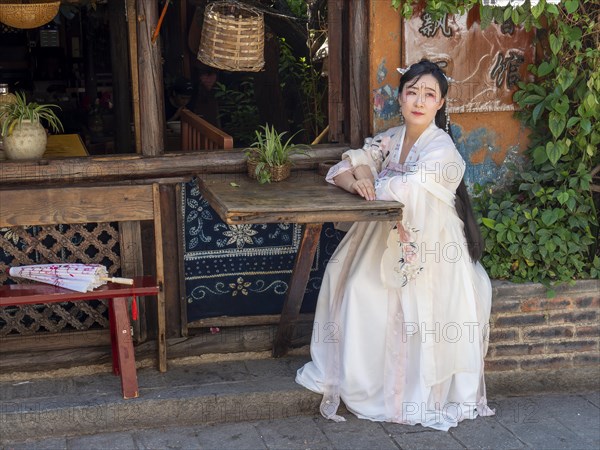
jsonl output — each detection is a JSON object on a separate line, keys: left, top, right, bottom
{"left": 400, "top": 59, "right": 483, "bottom": 262}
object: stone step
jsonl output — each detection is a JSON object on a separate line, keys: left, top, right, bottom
{"left": 0, "top": 354, "right": 319, "bottom": 444}
{"left": 1, "top": 350, "right": 597, "bottom": 445}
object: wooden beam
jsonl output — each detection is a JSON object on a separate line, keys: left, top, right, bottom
{"left": 188, "top": 313, "right": 315, "bottom": 329}
{"left": 0, "top": 185, "right": 155, "bottom": 227}
{"left": 0, "top": 146, "right": 346, "bottom": 186}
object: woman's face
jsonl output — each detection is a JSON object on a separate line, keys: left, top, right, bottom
{"left": 399, "top": 74, "right": 445, "bottom": 128}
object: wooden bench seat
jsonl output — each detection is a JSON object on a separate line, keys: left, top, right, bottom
{"left": 0, "top": 276, "right": 159, "bottom": 399}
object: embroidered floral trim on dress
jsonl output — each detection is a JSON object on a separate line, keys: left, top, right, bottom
{"left": 393, "top": 223, "right": 423, "bottom": 287}
{"left": 381, "top": 222, "right": 423, "bottom": 289}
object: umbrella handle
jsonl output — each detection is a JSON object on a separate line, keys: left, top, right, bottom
{"left": 101, "top": 276, "right": 134, "bottom": 285}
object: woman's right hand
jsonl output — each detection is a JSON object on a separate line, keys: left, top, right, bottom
{"left": 352, "top": 178, "right": 376, "bottom": 201}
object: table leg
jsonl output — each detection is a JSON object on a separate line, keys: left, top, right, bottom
{"left": 111, "top": 297, "right": 139, "bottom": 399}
{"left": 272, "top": 222, "right": 323, "bottom": 358}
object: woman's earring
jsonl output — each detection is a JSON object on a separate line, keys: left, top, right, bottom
{"left": 445, "top": 110, "right": 450, "bottom": 133}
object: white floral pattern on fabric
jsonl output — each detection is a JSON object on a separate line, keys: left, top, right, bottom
{"left": 221, "top": 225, "right": 259, "bottom": 249}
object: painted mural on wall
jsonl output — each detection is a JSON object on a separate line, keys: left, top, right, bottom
{"left": 404, "top": 9, "right": 534, "bottom": 113}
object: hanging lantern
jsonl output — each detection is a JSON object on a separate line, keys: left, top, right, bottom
{"left": 198, "top": 1, "right": 265, "bottom": 72}
{"left": 0, "top": 1, "right": 60, "bottom": 30}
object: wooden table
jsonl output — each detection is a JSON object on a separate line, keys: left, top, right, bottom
{"left": 197, "top": 171, "right": 404, "bottom": 357}
{"left": 45, "top": 134, "right": 89, "bottom": 157}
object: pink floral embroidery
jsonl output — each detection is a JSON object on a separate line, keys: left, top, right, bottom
{"left": 393, "top": 223, "right": 423, "bottom": 286}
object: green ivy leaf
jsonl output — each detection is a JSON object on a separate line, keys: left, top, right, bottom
{"left": 545, "top": 141, "right": 561, "bottom": 166}
{"left": 580, "top": 118, "right": 591, "bottom": 135}
{"left": 549, "top": 34, "right": 562, "bottom": 55}
{"left": 541, "top": 209, "right": 559, "bottom": 226}
{"left": 538, "top": 61, "right": 555, "bottom": 77}
{"left": 532, "top": 101, "right": 546, "bottom": 124}
{"left": 481, "top": 218, "right": 496, "bottom": 229}
{"left": 565, "top": 0, "right": 579, "bottom": 14}
{"left": 554, "top": 96, "right": 570, "bottom": 115}
{"left": 549, "top": 112, "right": 566, "bottom": 139}
{"left": 480, "top": 6, "right": 493, "bottom": 29}
{"left": 556, "top": 191, "right": 569, "bottom": 205}
{"left": 531, "top": 1, "right": 545, "bottom": 19}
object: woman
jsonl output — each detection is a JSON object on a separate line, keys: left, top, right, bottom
{"left": 296, "top": 59, "right": 494, "bottom": 431}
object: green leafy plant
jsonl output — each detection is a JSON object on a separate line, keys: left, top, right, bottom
{"left": 279, "top": 37, "right": 327, "bottom": 143}
{"left": 245, "top": 124, "right": 309, "bottom": 184}
{"left": 214, "top": 79, "right": 260, "bottom": 147}
{"left": 0, "top": 91, "right": 63, "bottom": 137}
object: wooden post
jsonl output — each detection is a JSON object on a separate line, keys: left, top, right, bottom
{"left": 127, "top": 0, "right": 142, "bottom": 153}
{"left": 181, "top": 0, "right": 190, "bottom": 79}
{"left": 327, "top": 0, "right": 345, "bottom": 144}
{"left": 160, "top": 184, "right": 182, "bottom": 338}
{"left": 152, "top": 184, "right": 167, "bottom": 372}
{"left": 348, "top": 0, "right": 370, "bottom": 148}
{"left": 136, "top": 0, "right": 165, "bottom": 155}
{"left": 109, "top": 0, "right": 133, "bottom": 153}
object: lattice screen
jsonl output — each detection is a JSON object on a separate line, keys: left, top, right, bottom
{"left": 0, "top": 223, "right": 121, "bottom": 336}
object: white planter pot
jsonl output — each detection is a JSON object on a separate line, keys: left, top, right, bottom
{"left": 3, "top": 120, "right": 48, "bottom": 160}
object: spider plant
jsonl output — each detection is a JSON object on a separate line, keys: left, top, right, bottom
{"left": 244, "top": 124, "right": 309, "bottom": 183}
{"left": 0, "top": 91, "right": 63, "bottom": 137}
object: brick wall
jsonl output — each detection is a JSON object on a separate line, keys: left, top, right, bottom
{"left": 485, "top": 279, "right": 599, "bottom": 376}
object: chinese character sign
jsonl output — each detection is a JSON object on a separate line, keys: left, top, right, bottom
{"left": 404, "top": 11, "right": 535, "bottom": 113}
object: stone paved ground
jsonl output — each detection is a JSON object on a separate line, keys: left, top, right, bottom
{"left": 2, "top": 391, "right": 598, "bottom": 450}
{"left": 1, "top": 355, "right": 598, "bottom": 449}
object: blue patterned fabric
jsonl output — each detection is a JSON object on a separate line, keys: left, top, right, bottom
{"left": 182, "top": 180, "right": 345, "bottom": 322}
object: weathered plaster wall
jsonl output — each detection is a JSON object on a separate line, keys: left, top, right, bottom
{"left": 369, "top": 0, "right": 401, "bottom": 133}
{"left": 452, "top": 112, "right": 529, "bottom": 186}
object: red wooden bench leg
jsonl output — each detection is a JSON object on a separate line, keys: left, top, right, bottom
{"left": 110, "top": 297, "right": 139, "bottom": 399}
{"left": 108, "top": 298, "right": 120, "bottom": 375}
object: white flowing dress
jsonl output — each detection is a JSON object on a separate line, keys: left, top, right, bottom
{"left": 296, "top": 122, "right": 494, "bottom": 431}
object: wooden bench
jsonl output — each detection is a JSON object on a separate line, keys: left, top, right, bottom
{"left": 180, "top": 108, "right": 233, "bottom": 150}
{"left": 0, "top": 276, "right": 159, "bottom": 399}
{"left": 0, "top": 183, "right": 167, "bottom": 374}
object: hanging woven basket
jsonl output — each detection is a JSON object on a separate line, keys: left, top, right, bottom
{"left": 197, "top": 1, "right": 265, "bottom": 72}
{"left": 0, "top": 1, "right": 60, "bottom": 30}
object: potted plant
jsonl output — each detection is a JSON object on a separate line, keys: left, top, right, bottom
{"left": 245, "top": 124, "right": 309, "bottom": 184}
{"left": 0, "top": 91, "right": 63, "bottom": 160}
